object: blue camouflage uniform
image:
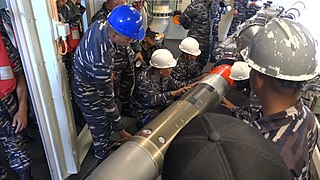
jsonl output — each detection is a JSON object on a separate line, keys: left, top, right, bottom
{"left": 250, "top": 100, "right": 318, "bottom": 179}
{"left": 231, "top": 92, "right": 262, "bottom": 122}
{"left": 227, "top": 0, "right": 247, "bottom": 36}
{"left": 0, "top": 23, "right": 31, "bottom": 178}
{"left": 171, "top": 56, "right": 202, "bottom": 84}
{"left": 244, "top": 0, "right": 260, "bottom": 20}
{"left": 227, "top": 0, "right": 260, "bottom": 36}
{"left": 72, "top": 21, "right": 124, "bottom": 159}
{"left": 179, "top": 0, "right": 220, "bottom": 70}
{"left": 91, "top": 4, "right": 141, "bottom": 116}
{"left": 131, "top": 67, "right": 186, "bottom": 126}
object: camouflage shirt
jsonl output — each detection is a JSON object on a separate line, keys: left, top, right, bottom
{"left": 250, "top": 100, "right": 318, "bottom": 179}
{"left": 227, "top": 0, "right": 247, "bottom": 36}
{"left": 72, "top": 21, "right": 123, "bottom": 131}
{"left": 243, "top": 0, "right": 260, "bottom": 19}
{"left": 232, "top": 92, "right": 262, "bottom": 122}
{"left": 171, "top": 56, "right": 202, "bottom": 84}
{"left": 132, "top": 67, "right": 186, "bottom": 125}
{"left": 179, "top": 0, "right": 220, "bottom": 66}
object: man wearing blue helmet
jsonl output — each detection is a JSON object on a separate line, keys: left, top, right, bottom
{"left": 72, "top": 5, "right": 145, "bottom": 160}
{"left": 91, "top": 0, "right": 143, "bottom": 118}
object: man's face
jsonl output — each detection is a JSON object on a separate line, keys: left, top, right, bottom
{"left": 144, "top": 37, "right": 157, "bottom": 46}
{"left": 188, "top": 54, "right": 197, "bottom": 61}
{"left": 161, "top": 68, "right": 173, "bottom": 77}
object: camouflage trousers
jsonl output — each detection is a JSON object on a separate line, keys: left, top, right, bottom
{"left": 72, "top": 92, "right": 112, "bottom": 160}
{"left": 0, "top": 94, "right": 31, "bottom": 177}
{"left": 196, "top": 46, "right": 210, "bottom": 71}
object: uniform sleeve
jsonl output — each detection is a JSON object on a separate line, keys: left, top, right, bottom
{"left": 234, "top": 0, "right": 239, "bottom": 9}
{"left": 171, "top": 66, "right": 183, "bottom": 83}
{"left": 87, "top": 28, "right": 124, "bottom": 131}
{"left": 137, "top": 75, "right": 173, "bottom": 107}
{"left": 179, "top": 1, "right": 198, "bottom": 29}
{"left": 233, "top": 106, "right": 254, "bottom": 121}
{"left": 233, "top": 104, "right": 262, "bottom": 122}
{"left": 168, "top": 76, "right": 186, "bottom": 90}
{"left": 93, "top": 61, "right": 124, "bottom": 131}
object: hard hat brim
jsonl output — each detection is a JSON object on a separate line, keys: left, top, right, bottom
{"left": 149, "top": 58, "right": 177, "bottom": 68}
{"left": 241, "top": 47, "right": 317, "bottom": 81}
{"left": 179, "top": 45, "right": 201, "bottom": 56}
{"left": 136, "top": 28, "right": 146, "bottom": 41}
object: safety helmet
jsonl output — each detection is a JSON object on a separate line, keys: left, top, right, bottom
{"left": 230, "top": 61, "right": 251, "bottom": 81}
{"left": 241, "top": 18, "right": 318, "bottom": 81}
{"left": 179, "top": 37, "right": 201, "bottom": 56}
{"left": 150, "top": 49, "right": 177, "bottom": 68}
{"left": 108, "top": 5, "right": 145, "bottom": 41}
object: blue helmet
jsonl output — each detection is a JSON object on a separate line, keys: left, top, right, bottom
{"left": 108, "top": 5, "right": 145, "bottom": 41}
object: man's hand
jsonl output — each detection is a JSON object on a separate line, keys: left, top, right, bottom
{"left": 112, "top": 71, "right": 116, "bottom": 82}
{"left": 187, "top": 82, "right": 197, "bottom": 88}
{"left": 171, "top": 86, "right": 191, "bottom": 97}
{"left": 221, "top": 96, "right": 236, "bottom": 110}
{"left": 134, "top": 52, "right": 143, "bottom": 62}
{"left": 12, "top": 109, "right": 28, "bottom": 133}
{"left": 118, "top": 130, "right": 132, "bottom": 143}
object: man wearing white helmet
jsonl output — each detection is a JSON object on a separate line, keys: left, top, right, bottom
{"left": 131, "top": 49, "right": 193, "bottom": 127}
{"left": 242, "top": 18, "right": 318, "bottom": 179}
{"left": 172, "top": 37, "right": 208, "bottom": 84}
{"left": 221, "top": 61, "right": 261, "bottom": 122}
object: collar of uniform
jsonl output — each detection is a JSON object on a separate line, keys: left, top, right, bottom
{"left": 251, "top": 100, "right": 304, "bottom": 133}
{"left": 101, "top": 22, "right": 113, "bottom": 47}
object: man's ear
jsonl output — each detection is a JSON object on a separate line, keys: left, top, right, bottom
{"left": 109, "top": 31, "right": 117, "bottom": 40}
{"left": 159, "top": 69, "right": 164, "bottom": 75}
{"left": 255, "top": 73, "right": 265, "bottom": 89}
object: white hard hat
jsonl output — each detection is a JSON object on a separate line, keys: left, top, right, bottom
{"left": 230, "top": 61, "right": 251, "bottom": 81}
{"left": 150, "top": 49, "right": 177, "bottom": 68}
{"left": 179, "top": 37, "right": 201, "bottom": 56}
